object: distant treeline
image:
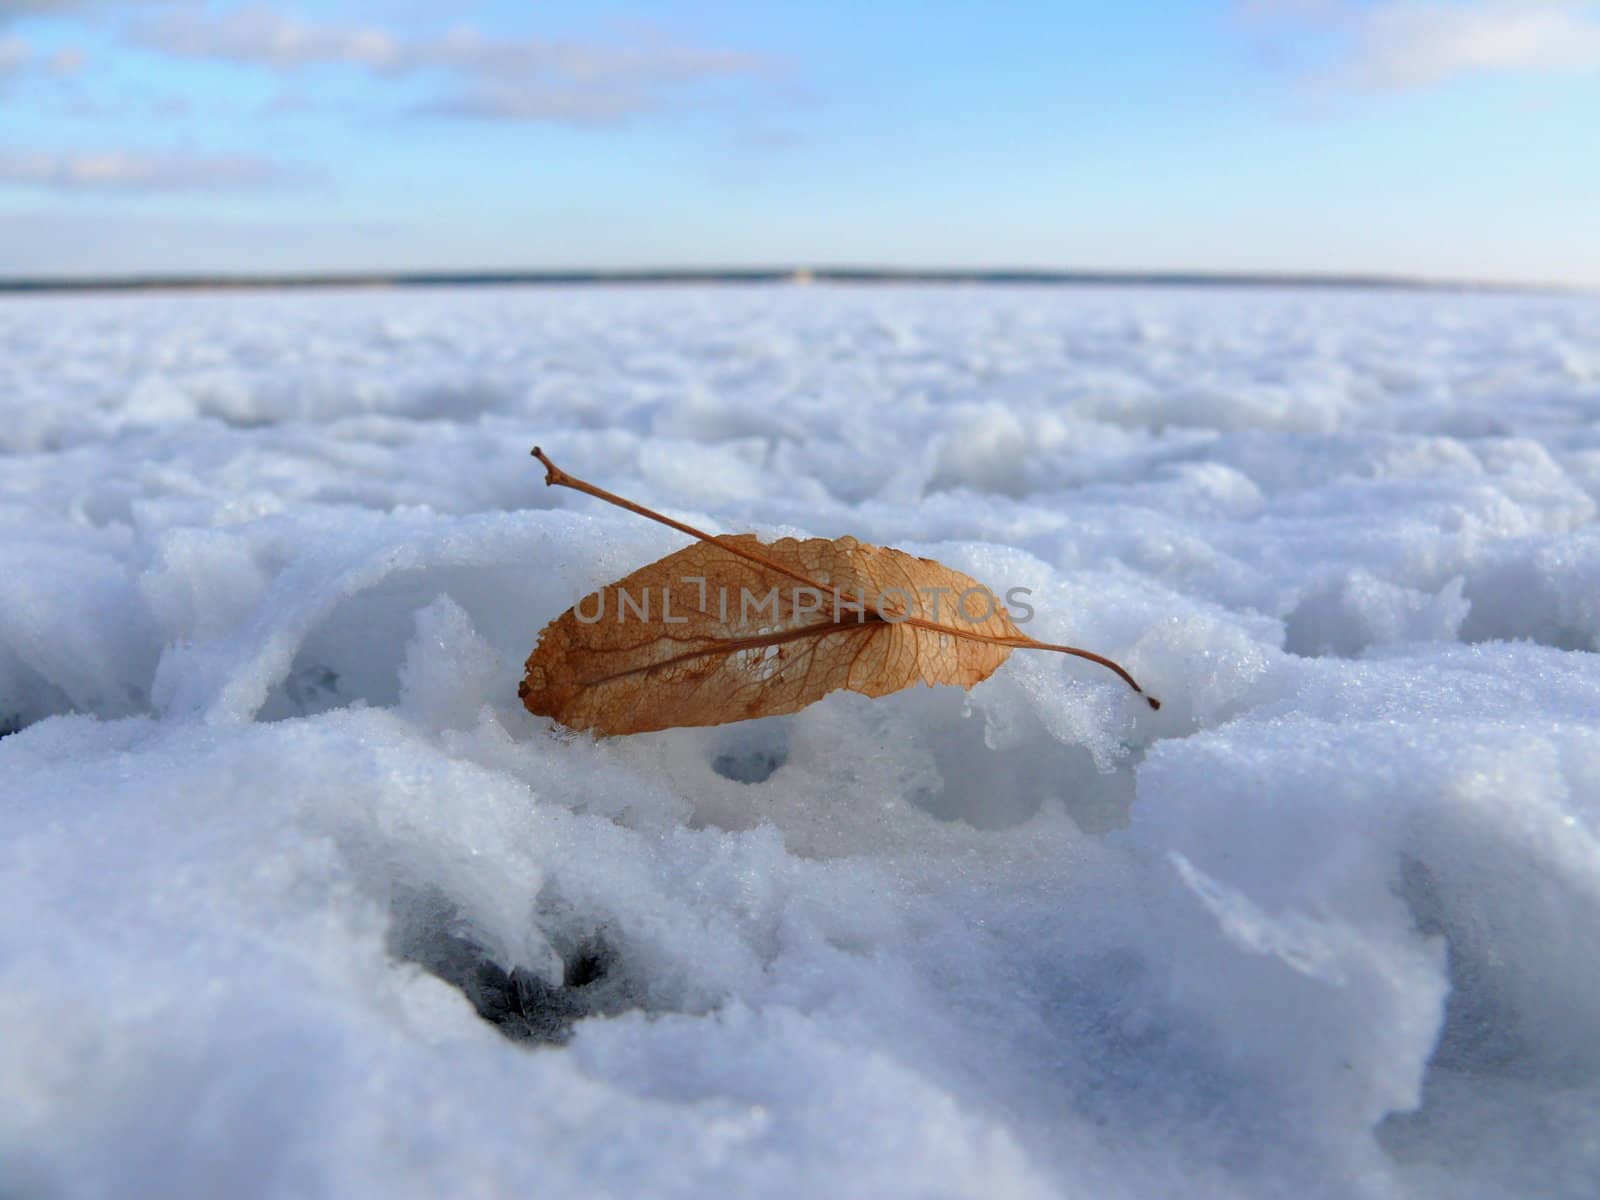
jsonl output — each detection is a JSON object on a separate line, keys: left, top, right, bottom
{"left": 0, "top": 266, "right": 1571, "bottom": 295}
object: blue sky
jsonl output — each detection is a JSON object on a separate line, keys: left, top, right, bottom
{"left": 1, "top": 0, "right": 1598, "bottom": 283}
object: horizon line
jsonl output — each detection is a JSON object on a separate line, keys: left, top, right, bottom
{"left": 0, "top": 265, "right": 1589, "bottom": 297}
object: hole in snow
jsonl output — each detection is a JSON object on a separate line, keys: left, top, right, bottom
{"left": 1284, "top": 572, "right": 1469, "bottom": 659}
{"left": 710, "top": 720, "right": 790, "bottom": 784}
{"left": 387, "top": 893, "right": 628, "bottom": 1046}
{"left": 449, "top": 940, "right": 618, "bottom": 1045}
{"left": 1393, "top": 855, "right": 1525, "bottom": 1076}
{"left": 252, "top": 561, "right": 539, "bottom": 723}
{"left": 281, "top": 664, "right": 342, "bottom": 717}
{"left": 1378, "top": 855, "right": 1600, "bottom": 1190}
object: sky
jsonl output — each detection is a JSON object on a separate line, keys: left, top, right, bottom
{"left": 1, "top": 0, "right": 1598, "bottom": 284}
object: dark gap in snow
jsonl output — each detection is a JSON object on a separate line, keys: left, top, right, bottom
{"left": 1283, "top": 572, "right": 1471, "bottom": 659}
{"left": 711, "top": 720, "right": 790, "bottom": 784}
{"left": 282, "top": 664, "right": 342, "bottom": 717}
{"left": 1379, "top": 856, "right": 1600, "bottom": 1189}
{"left": 386, "top": 892, "right": 628, "bottom": 1045}
{"left": 1394, "top": 856, "right": 1525, "bottom": 1074}
{"left": 257, "top": 562, "right": 549, "bottom": 723}
{"left": 1459, "top": 570, "right": 1599, "bottom": 653}
{"left": 1459, "top": 626, "right": 1596, "bottom": 655}
{"left": 0, "top": 647, "right": 81, "bottom": 729}
{"left": 1376, "top": 1066, "right": 1599, "bottom": 1196}
{"left": 899, "top": 689, "right": 1135, "bottom": 832}
{"left": 1283, "top": 608, "right": 1367, "bottom": 660}
{"left": 453, "top": 940, "right": 617, "bottom": 1045}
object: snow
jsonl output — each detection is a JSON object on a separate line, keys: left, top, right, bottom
{"left": 2, "top": 283, "right": 1599, "bottom": 1198}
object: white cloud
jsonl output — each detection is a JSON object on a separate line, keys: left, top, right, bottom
{"left": 0, "top": 32, "right": 27, "bottom": 65}
{"left": 0, "top": 148, "right": 315, "bottom": 191}
{"left": 47, "top": 43, "right": 83, "bottom": 72}
{"left": 424, "top": 82, "right": 670, "bottom": 124}
{"left": 0, "top": 0, "right": 163, "bottom": 24}
{"left": 141, "top": 5, "right": 402, "bottom": 70}
{"left": 132, "top": 6, "right": 788, "bottom": 123}
{"left": 2, "top": 30, "right": 84, "bottom": 76}
{"left": 1360, "top": 1, "right": 1600, "bottom": 86}
{"left": 1240, "top": 0, "right": 1600, "bottom": 88}
{"left": 0, "top": 0, "right": 62, "bottom": 17}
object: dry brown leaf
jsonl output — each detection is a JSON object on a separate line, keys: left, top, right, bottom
{"left": 520, "top": 448, "right": 1158, "bottom": 735}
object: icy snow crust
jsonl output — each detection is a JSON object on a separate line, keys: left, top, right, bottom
{"left": 2, "top": 284, "right": 1599, "bottom": 1198}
